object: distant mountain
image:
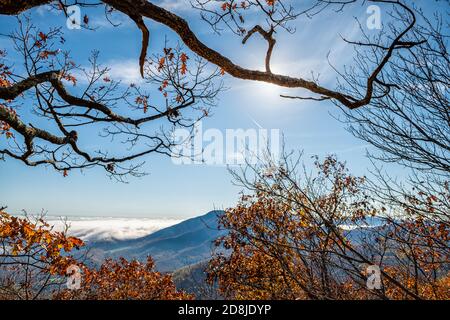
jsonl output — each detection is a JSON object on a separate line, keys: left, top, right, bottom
{"left": 87, "top": 211, "right": 386, "bottom": 274}
{"left": 89, "top": 210, "right": 226, "bottom": 272}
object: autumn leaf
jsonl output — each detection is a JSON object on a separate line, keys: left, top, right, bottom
{"left": 39, "top": 50, "right": 58, "bottom": 59}
{"left": 180, "top": 53, "right": 189, "bottom": 75}
{"left": 64, "top": 74, "right": 77, "bottom": 86}
{"left": 38, "top": 31, "right": 48, "bottom": 42}
{"left": 135, "top": 96, "right": 148, "bottom": 113}
{"left": 180, "top": 53, "right": 189, "bottom": 63}
{"left": 158, "top": 57, "right": 165, "bottom": 71}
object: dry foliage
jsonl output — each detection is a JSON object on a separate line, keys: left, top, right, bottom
{"left": 0, "top": 211, "right": 83, "bottom": 299}
{"left": 207, "top": 155, "right": 449, "bottom": 300}
{"left": 0, "top": 211, "right": 192, "bottom": 300}
{"left": 55, "top": 257, "right": 193, "bottom": 300}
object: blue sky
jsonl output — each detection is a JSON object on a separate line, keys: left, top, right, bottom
{"left": 0, "top": 1, "right": 423, "bottom": 218}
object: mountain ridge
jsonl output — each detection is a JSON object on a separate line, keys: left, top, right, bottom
{"left": 89, "top": 210, "right": 225, "bottom": 271}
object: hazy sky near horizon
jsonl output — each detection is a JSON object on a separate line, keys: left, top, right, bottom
{"left": 0, "top": 1, "right": 432, "bottom": 219}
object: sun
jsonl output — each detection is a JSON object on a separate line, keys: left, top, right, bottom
{"left": 254, "top": 81, "right": 281, "bottom": 100}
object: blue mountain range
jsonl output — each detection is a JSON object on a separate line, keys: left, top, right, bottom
{"left": 90, "top": 210, "right": 226, "bottom": 272}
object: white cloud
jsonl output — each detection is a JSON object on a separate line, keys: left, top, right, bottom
{"left": 44, "top": 216, "right": 182, "bottom": 241}
{"left": 106, "top": 59, "right": 145, "bottom": 85}
{"left": 157, "top": 0, "right": 192, "bottom": 12}
{"left": 66, "top": 59, "right": 144, "bottom": 87}
{"left": 35, "top": 4, "right": 60, "bottom": 17}
{"left": 89, "top": 14, "right": 133, "bottom": 29}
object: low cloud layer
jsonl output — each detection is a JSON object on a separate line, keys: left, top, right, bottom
{"left": 45, "top": 216, "right": 182, "bottom": 242}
